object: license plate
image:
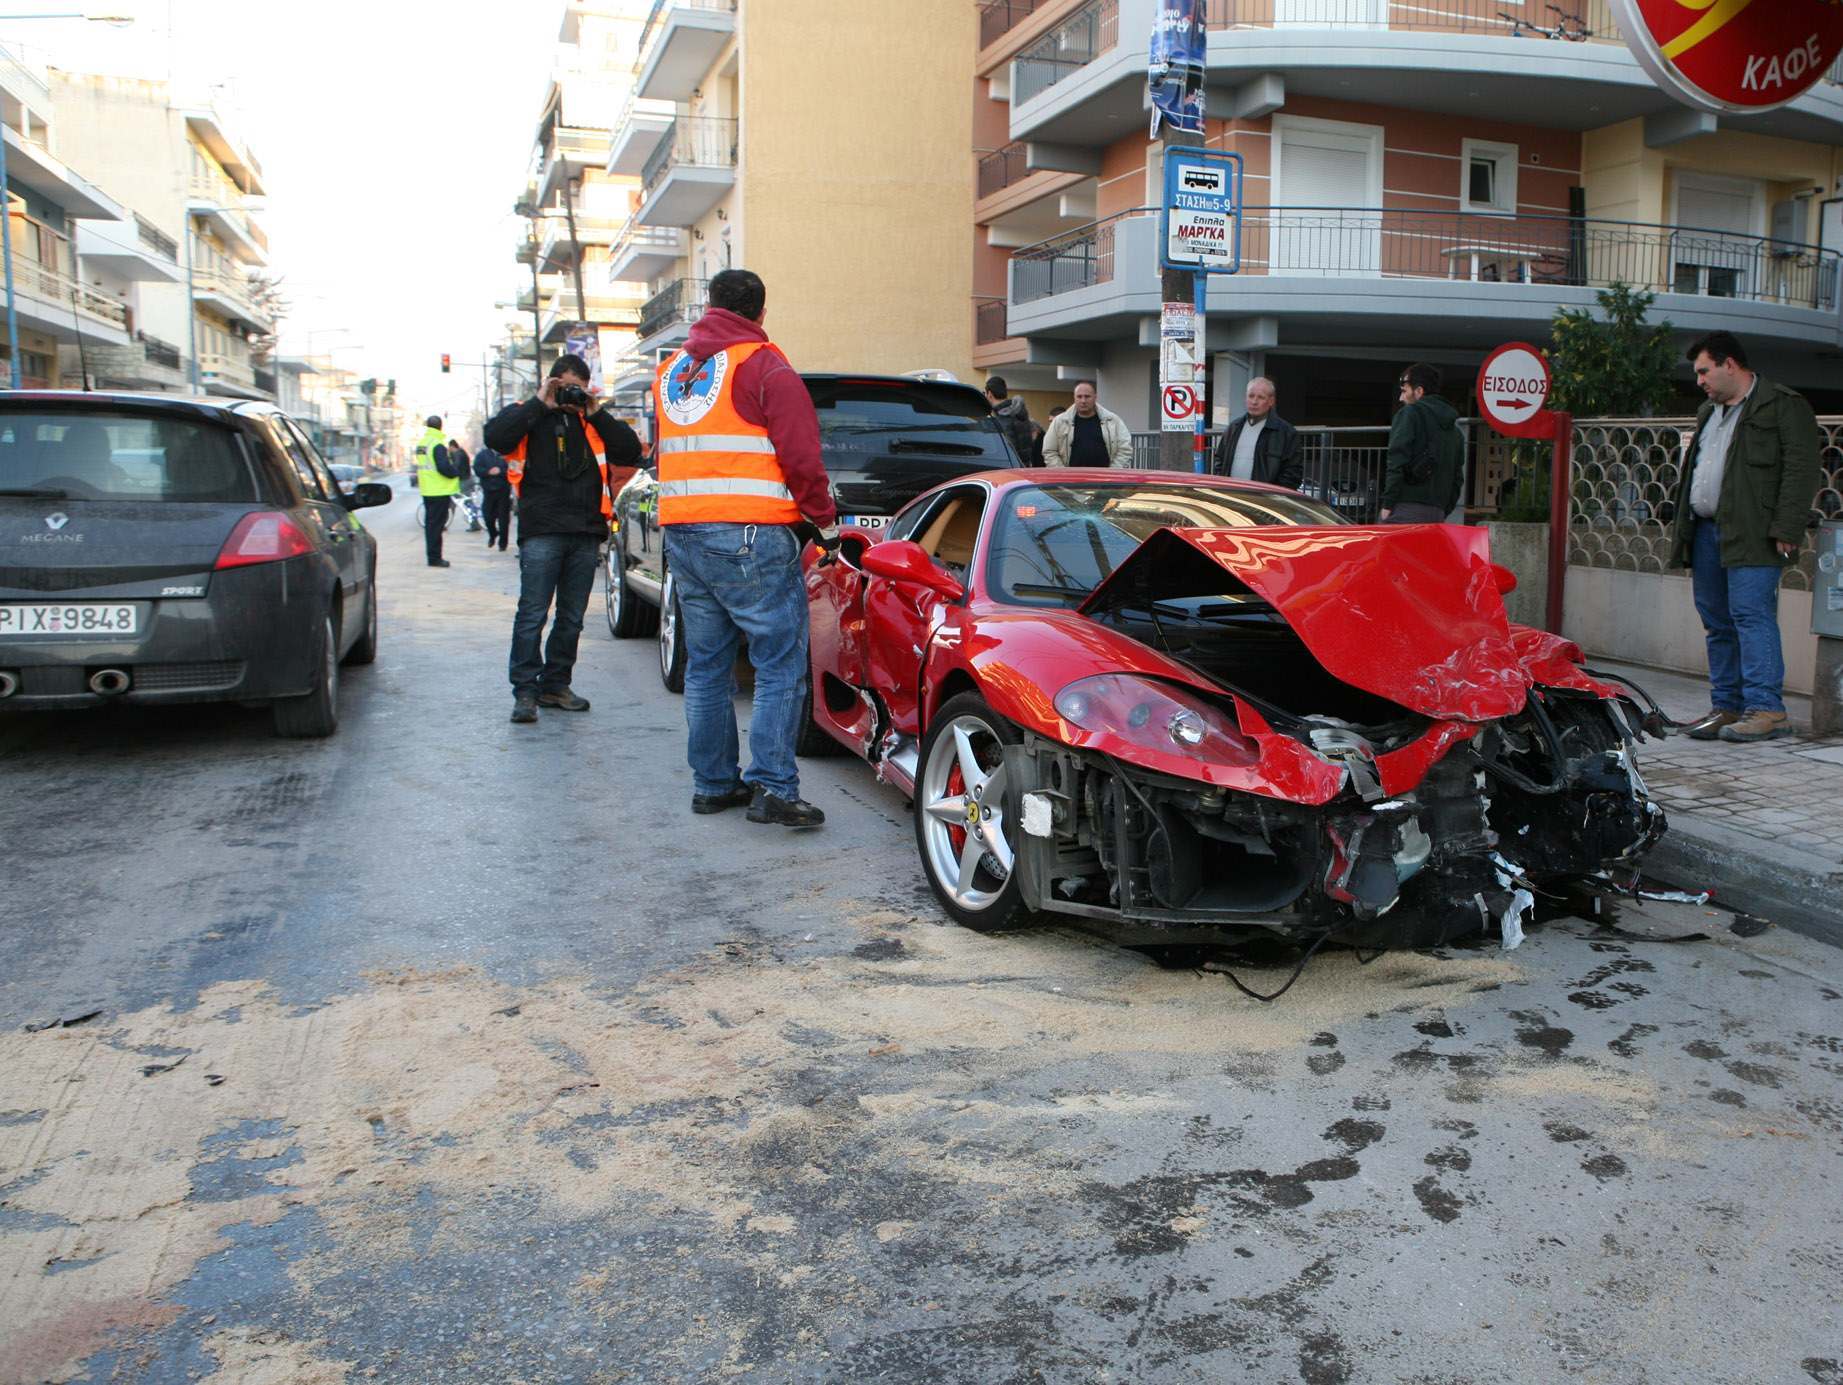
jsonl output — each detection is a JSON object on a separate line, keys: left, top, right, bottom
{"left": 840, "top": 513, "right": 891, "bottom": 533}
{"left": 0, "top": 603, "right": 140, "bottom": 637}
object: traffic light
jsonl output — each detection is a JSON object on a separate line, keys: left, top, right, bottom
{"left": 441, "top": 353, "right": 451, "bottom": 373}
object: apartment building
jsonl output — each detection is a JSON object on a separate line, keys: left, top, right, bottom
{"left": 50, "top": 71, "right": 275, "bottom": 401}
{"left": 975, "top": 0, "right": 1843, "bottom": 431}
{"left": 0, "top": 44, "right": 164, "bottom": 389}
{"left": 601, "top": 0, "right": 975, "bottom": 410}
{"left": 516, "top": 3, "right": 652, "bottom": 384}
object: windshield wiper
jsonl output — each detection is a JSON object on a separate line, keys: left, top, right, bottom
{"left": 1010, "top": 582, "right": 1091, "bottom": 598}
{"left": 886, "top": 439, "right": 989, "bottom": 456}
{"left": 0, "top": 486, "right": 70, "bottom": 498}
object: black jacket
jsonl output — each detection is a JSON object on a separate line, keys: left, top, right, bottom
{"left": 473, "top": 446, "right": 511, "bottom": 494}
{"left": 991, "top": 397, "right": 1036, "bottom": 466}
{"left": 483, "top": 399, "right": 641, "bottom": 540}
{"left": 431, "top": 444, "right": 467, "bottom": 481}
{"left": 1383, "top": 396, "right": 1465, "bottom": 513}
{"left": 1209, "top": 413, "right": 1301, "bottom": 489}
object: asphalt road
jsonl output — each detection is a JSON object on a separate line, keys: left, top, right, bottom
{"left": 2, "top": 479, "right": 1841, "bottom": 1385}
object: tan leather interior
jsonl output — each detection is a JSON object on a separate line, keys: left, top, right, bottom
{"left": 916, "top": 498, "right": 981, "bottom": 569}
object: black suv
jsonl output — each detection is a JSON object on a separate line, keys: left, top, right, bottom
{"left": 0, "top": 391, "right": 391, "bottom": 736}
{"left": 604, "top": 373, "right": 1018, "bottom": 690}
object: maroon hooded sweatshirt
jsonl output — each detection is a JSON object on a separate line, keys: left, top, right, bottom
{"left": 677, "top": 307, "right": 834, "bottom": 525}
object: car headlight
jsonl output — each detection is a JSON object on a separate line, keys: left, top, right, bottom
{"left": 1054, "top": 674, "right": 1255, "bottom": 764}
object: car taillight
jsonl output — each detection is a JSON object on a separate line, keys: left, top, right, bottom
{"left": 215, "top": 512, "right": 314, "bottom": 569}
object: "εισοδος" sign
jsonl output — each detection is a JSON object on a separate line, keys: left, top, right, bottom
{"left": 1610, "top": 0, "right": 1843, "bottom": 114}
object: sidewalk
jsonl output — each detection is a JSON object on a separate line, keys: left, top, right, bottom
{"left": 1595, "top": 658, "right": 1843, "bottom": 945}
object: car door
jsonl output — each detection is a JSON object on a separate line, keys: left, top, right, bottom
{"left": 261, "top": 415, "right": 358, "bottom": 607}
{"left": 285, "top": 417, "right": 368, "bottom": 606}
{"left": 862, "top": 485, "right": 986, "bottom": 736}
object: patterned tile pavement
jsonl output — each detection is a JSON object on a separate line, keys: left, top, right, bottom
{"left": 1595, "top": 659, "right": 1843, "bottom": 868}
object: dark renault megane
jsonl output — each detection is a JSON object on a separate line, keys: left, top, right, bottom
{"left": 0, "top": 391, "right": 391, "bottom": 737}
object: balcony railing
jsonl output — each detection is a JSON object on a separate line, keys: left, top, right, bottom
{"left": 1011, "top": 207, "right": 1145, "bottom": 303}
{"left": 977, "top": 141, "right": 1030, "bottom": 199}
{"left": 198, "top": 351, "right": 255, "bottom": 388}
{"left": 641, "top": 117, "right": 738, "bottom": 199}
{"left": 140, "top": 332, "right": 182, "bottom": 370}
{"left": 975, "top": 297, "right": 1011, "bottom": 344}
{"left": 135, "top": 214, "right": 178, "bottom": 263}
{"left": 639, "top": 277, "right": 708, "bottom": 342}
{"left": 1207, "top": 0, "right": 1620, "bottom": 43}
{"left": 12, "top": 258, "right": 129, "bottom": 330}
{"left": 1013, "top": 0, "right": 1118, "bottom": 105}
{"left": 980, "top": 0, "right": 1047, "bottom": 48}
{"left": 550, "top": 125, "right": 611, "bottom": 161}
{"left": 193, "top": 265, "right": 271, "bottom": 321}
{"left": 1014, "top": 207, "right": 1842, "bottom": 312}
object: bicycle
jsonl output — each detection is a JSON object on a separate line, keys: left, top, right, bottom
{"left": 1499, "top": 5, "right": 1591, "bottom": 40}
{"left": 416, "top": 493, "right": 482, "bottom": 531}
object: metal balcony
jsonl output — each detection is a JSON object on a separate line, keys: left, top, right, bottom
{"left": 1012, "top": 0, "right": 1117, "bottom": 106}
{"left": 635, "top": 0, "right": 736, "bottom": 102}
{"left": 192, "top": 266, "right": 272, "bottom": 331}
{"left": 608, "top": 223, "right": 687, "bottom": 284}
{"left": 637, "top": 118, "right": 737, "bottom": 228}
{"left": 980, "top": 0, "right": 1048, "bottom": 49}
{"left": 607, "top": 95, "right": 676, "bottom": 177}
{"left": 637, "top": 277, "right": 708, "bottom": 349}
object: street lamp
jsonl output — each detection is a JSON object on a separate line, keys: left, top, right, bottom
{"left": 0, "top": 11, "right": 135, "bottom": 388}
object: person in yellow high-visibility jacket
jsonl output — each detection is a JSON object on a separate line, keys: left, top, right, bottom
{"left": 654, "top": 268, "right": 837, "bottom": 829}
{"left": 413, "top": 414, "right": 465, "bottom": 567}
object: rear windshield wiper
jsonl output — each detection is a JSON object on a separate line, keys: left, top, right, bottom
{"left": 0, "top": 486, "right": 70, "bottom": 498}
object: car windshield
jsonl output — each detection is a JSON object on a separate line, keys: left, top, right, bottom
{"left": 987, "top": 482, "right": 1347, "bottom": 607}
{"left": 0, "top": 409, "right": 257, "bottom": 503}
{"left": 808, "top": 380, "right": 1012, "bottom": 459}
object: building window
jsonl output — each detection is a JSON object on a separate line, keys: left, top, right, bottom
{"left": 1460, "top": 139, "right": 1517, "bottom": 215}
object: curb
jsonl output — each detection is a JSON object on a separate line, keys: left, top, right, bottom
{"left": 1646, "top": 811, "right": 1843, "bottom": 950}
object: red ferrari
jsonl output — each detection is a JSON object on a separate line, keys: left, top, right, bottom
{"left": 801, "top": 470, "right": 1666, "bottom": 948}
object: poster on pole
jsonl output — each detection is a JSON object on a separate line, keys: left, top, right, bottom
{"left": 564, "top": 323, "right": 603, "bottom": 391}
{"left": 1147, "top": 0, "right": 1207, "bottom": 136}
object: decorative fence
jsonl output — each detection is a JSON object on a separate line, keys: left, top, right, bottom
{"left": 1568, "top": 416, "right": 1843, "bottom": 593}
{"left": 640, "top": 117, "right": 737, "bottom": 201}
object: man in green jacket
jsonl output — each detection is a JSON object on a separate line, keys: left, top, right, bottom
{"left": 1380, "top": 363, "right": 1465, "bottom": 523}
{"left": 1668, "top": 332, "right": 1820, "bottom": 743}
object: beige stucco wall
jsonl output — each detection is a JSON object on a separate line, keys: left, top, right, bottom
{"left": 1583, "top": 118, "right": 1843, "bottom": 242}
{"left": 741, "top": 0, "right": 974, "bottom": 380}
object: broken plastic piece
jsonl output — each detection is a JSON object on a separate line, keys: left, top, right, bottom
{"left": 1635, "top": 888, "right": 1712, "bottom": 905}
{"left": 1021, "top": 792, "right": 1054, "bottom": 839}
{"left": 1501, "top": 890, "right": 1533, "bottom": 951}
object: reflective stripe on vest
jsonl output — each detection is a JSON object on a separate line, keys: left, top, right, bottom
{"left": 505, "top": 413, "right": 614, "bottom": 521}
{"left": 416, "top": 428, "right": 460, "bottom": 497}
{"left": 653, "top": 341, "right": 801, "bottom": 526}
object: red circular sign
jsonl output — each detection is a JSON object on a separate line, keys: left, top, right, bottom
{"left": 1476, "top": 342, "right": 1553, "bottom": 439}
{"left": 1611, "top": 0, "right": 1843, "bottom": 114}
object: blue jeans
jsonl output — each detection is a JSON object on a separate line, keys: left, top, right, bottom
{"left": 664, "top": 522, "right": 808, "bottom": 801}
{"left": 1690, "top": 519, "right": 1785, "bottom": 714}
{"left": 508, "top": 532, "right": 600, "bottom": 694}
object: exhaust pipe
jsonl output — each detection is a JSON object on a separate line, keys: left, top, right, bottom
{"left": 88, "top": 668, "right": 130, "bottom": 696}
{"left": 0, "top": 671, "right": 17, "bottom": 698}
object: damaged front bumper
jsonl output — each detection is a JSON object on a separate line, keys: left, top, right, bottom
{"left": 1002, "top": 689, "right": 1666, "bottom": 949}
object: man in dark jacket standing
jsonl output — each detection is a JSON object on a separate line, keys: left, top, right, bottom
{"left": 1380, "top": 363, "right": 1464, "bottom": 523}
{"left": 484, "top": 353, "right": 642, "bottom": 724}
{"left": 1209, "top": 377, "right": 1301, "bottom": 488}
{"left": 474, "top": 442, "right": 513, "bottom": 551}
{"left": 985, "top": 376, "right": 1037, "bottom": 466}
{"left": 1667, "top": 332, "right": 1819, "bottom": 744}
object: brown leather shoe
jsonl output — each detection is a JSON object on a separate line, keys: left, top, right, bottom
{"left": 1682, "top": 709, "right": 1741, "bottom": 740}
{"left": 1719, "top": 709, "right": 1792, "bottom": 743}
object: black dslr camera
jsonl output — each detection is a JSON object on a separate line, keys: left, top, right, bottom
{"left": 555, "top": 384, "right": 591, "bottom": 409}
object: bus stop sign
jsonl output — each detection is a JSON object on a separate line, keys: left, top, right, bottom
{"left": 1161, "top": 147, "right": 1241, "bottom": 273}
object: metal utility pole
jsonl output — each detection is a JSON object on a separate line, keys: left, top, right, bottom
{"left": 1, "top": 120, "right": 18, "bottom": 388}
{"left": 1157, "top": 123, "right": 1194, "bottom": 473}
{"left": 559, "top": 177, "right": 589, "bottom": 326}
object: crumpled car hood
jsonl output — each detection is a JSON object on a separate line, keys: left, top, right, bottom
{"left": 1078, "top": 524, "right": 1531, "bottom": 722}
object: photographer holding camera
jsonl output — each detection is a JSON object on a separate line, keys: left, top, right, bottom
{"left": 484, "top": 353, "right": 641, "bottom": 725}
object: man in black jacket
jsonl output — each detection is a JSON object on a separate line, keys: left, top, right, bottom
{"left": 1209, "top": 378, "right": 1301, "bottom": 489}
{"left": 483, "top": 353, "right": 642, "bottom": 724}
{"left": 985, "top": 376, "right": 1037, "bottom": 467}
{"left": 474, "top": 442, "right": 513, "bottom": 551}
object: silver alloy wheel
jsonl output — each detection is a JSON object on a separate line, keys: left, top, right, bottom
{"left": 918, "top": 713, "right": 1014, "bottom": 913}
{"left": 658, "top": 571, "right": 677, "bottom": 679}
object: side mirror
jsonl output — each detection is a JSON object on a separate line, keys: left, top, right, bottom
{"left": 861, "top": 539, "right": 966, "bottom": 600}
{"left": 1490, "top": 562, "right": 1518, "bottom": 595}
{"left": 343, "top": 482, "right": 393, "bottom": 511}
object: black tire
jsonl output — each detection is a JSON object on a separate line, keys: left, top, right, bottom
{"left": 913, "top": 692, "right": 1030, "bottom": 933}
{"left": 795, "top": 675, "right": 845, "bottom": 758}
{"left": 273, "top": 613, "right": 340, "bottom": 738}
{"left": 658, "top": 569, "right": 686, "bottom": 694}
{"left": 342, "top": 571, "right": 378, "bottom": 666}
{"left": 605, "top": 542, "right": 650, "bottom": 639}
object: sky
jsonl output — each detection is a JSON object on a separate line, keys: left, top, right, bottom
{"left": 4, "top": 0, "right": 565, "bottom": 427}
